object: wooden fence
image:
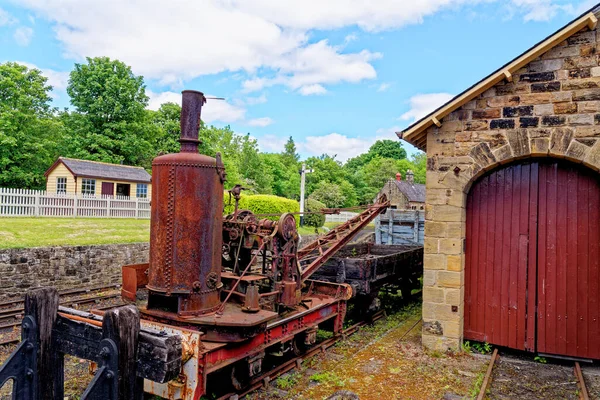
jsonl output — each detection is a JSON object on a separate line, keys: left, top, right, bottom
{"left": 325, "top": 211, "right": 359, "bottom": 223}
{"left": 375, "top": 209, "right": 425, "bottom": 245}
{"left": 0, "top": 188, "right": 151, "bottom": 219}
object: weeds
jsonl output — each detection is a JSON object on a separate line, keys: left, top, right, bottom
{"left": 276, "top": 372, "right": 299, "bottom": 390}
{"left": 534, "top": 356, "right": 547, "bottom": 364}
{"left": 468, "top": 372, "right": 485, "bottom": 399}
{"left": 309, "top": 371, "right": 345, "bottom": 386}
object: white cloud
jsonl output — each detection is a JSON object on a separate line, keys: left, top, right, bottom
{"left": 256, "top": 134, "right": 288, "bottom": 153}
{"left": 377, "top": 82, "right": 392, "bottom": 92}
{"left": 247, "top": 117, "right": 274, "bottom": 127}
{"left": 344, "top": 33, "right": 358, "bottom": 44}
{"left": 15, "top": 61, "right": 69, "bottom": 98}
{"left": 14, "top": 26, "right": 33, "bottom": 46}
{"left": 0, "top": 8, "right": 17, "bottom": 26}
{"left": 245, "top": 94, "right": 268, "bottom": 105}
{"left": 299, "top": 84, "right": 327, "bottom": 96}
{"left": 147, "top": 90, "right": 246, "bottom": 124}
{"left": 302, "top": 132, "right": 389, "bottom": 162}
{"left": 399, "top": 92, "right": 454, "bottom": 122}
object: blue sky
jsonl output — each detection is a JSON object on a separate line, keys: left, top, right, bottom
{"left": 1, "top": 0, "right": 597, "bottom": 161}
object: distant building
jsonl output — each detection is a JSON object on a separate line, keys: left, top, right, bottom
{"left": 378, "top": 170, "right": 425, "bottom": 210}
{"left": 44, "top": 157, "right": 151, "bottom": 198}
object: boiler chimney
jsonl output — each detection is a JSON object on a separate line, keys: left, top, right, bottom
{"left": 396, "top": 172, "right": 402, "bottom": 181}
{"left": 179, "top": 90, "right": 206, "bottom": 153}
{"left": 406, "top": 170, "right": 414, "bottom": 183}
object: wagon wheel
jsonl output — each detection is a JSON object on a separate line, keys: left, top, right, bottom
{"left": 277, "top": 212, "right": 297, "bottom": 241}
{"left": 292, "top": 332, "right": 307, "bottom": 356}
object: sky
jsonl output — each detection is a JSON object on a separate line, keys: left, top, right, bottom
{"left": 1, "top": 0, "right": 598, "bottom": 162}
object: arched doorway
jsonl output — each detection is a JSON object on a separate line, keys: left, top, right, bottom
{"left": 464, "top": 159, "right": 600, "bottom": 359}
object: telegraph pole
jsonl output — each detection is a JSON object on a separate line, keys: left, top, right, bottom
{"left": 299, "top": 163, "right": 313, "bottom": 226}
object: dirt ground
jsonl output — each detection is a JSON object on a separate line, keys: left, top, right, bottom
{"left": 487, "top": 352, "right": 600, "bottom": 400}
{"left": 245, "top": 302, "right": 489, "bottom": 400}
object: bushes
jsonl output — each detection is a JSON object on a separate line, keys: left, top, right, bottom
{"left": 303, "top": 198, "right": 326, "bottom": 228}
{"left": 223, "top": 192, "right": 300, "bottom": 226}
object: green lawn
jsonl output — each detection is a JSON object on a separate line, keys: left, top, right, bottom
{"left": 0, "top": 218, "right": 150, "bottom": 249}
{"left": 0, "top": 218, "right": 332, "bottom": 249}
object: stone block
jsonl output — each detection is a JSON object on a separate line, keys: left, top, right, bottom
{"left": 472, "top": 109, "right": 501, "bottom": 119}
{"left": 423, "top": 270, "right": 436, "bottom": 286}
{"left": 443, "top": 320, "right": 463, "bottom": 339}
{"left": 445, "top": 288, "right": 461, "bottom": 307}
{"left": 551, "top": 92, "right": 572, "bottom": 103}
{"left": 490, "top": 119, "right": 515, "bottom": 129}
{"left": 470, "top": 143, "right": 496, "bottom": 168}
{"left": 447, "top": 254, "right": 464, "bottom": 272}
{"left": 424, "top": 287, "right": 445, "bottom": 304}
{"left": 518, "top": 72, "right": 555, "bottom": 82}
{"left": 574, "top": 125, "right": 600, "bottom": 137}
{"left": 431, "top": 303, "right": 461, "bottom": 321}
{"left": 562, "top": 78, "right": 600, "bottom": 90}
{"left": 437, "top": 271, "right": 462, "bottom": 288}
{"left": 424, "top": 254, "right": 447, "bottom": 270}
{"left": 423, "top": 320, "right": 443, "bottom": 335}
{"left": 568, "top": 113, "right": 594, "bottom": 126}
{"left": 531, "top": 82, "right": 561, "bottom": 93}
{"left": 520, "top": 117, "right": 539, "bottom": 128}
{"left": 530, "top": 138, "right": 550, "bottom": 155}
{"left": 554, "top": 102, "right": 577, "bottom": 114}
{"left": 439, "top": 238, "right": 462, "bottom": 255}
{"left": 422, "top": 303, "right": 436, "bottom": 320}
{"left": 578, "top": 101, "right": 600, "bottom": 113}
{"left": 465, "top": 120, "right": 489, "bottom": 131}
{"left": 534, "top": 103, "right": 554, "bottom": 116}
{"left": 541, "top": 45, "right": 580, "bottom": 59}
{"left": 425, "top": 220, "right": 448, "bottom": 237}
{"left": 550, "top": 128, "right": 574, "bottom": 156}
{"left": 474, "top": 132, "right": 507, "bottom": 149}
{"left": 529, "top": 59, "right": 563, "bottom": 72}
{"left": 583, "top": 140, "right": 600, "bottom": 170}
{"left": 506, "top": 129, "right": 531, "bottom": 157}
{"left": 519, "top": 93, "right": 552, "bottom": 105}
{"left": 565, "top": 140, "right": 591, "bottom": 162}
{"left": 568, "top": 68, "right": 591, "bottom": 79}
{"left": 573, "top": 89, "right": 600, "bottom": 102}
{"left": 503, "top": 105, "right": 533, "bottom": 117}
{"left": 424, "top": 237, "right": 439, "bottom": 254}
{"left": 591, "top": 66, "right": 600, "bottom": 77}
{"left": 567, "top": 31, "right": 595, "bottom": 45}
{"left": 487, "top": 96, "right": 520, "bottom": 108}
{"left": 542, "top": 115, "right": 567, "bottom": 127}
{"left": 431, "top": 205, "right": 464, "bottom": 223}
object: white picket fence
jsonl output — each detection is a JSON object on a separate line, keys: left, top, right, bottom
{"left": 0, "top": 187, "right": 151, "bottom": 219}
{"left": 325, "top": 211, "right": 359, "bottom": 223}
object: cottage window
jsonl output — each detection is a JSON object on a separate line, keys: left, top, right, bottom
{"left": 136, "top": 184, "right": 148, "bottom": 198}
{"left": 81, "top": 179, "right": 96, "bottom": 195}
{"left": 56, "top": 177, "right": 67, "bottom": 194}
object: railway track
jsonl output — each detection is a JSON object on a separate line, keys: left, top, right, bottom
{"left": 477, "top": 348, "right": 591, "bottom": 400}
{"left": 0, "top": 287, "right": 125, "bottom": 346}
{"left": 216, "top": 310, "right": 422, "bottom": 400}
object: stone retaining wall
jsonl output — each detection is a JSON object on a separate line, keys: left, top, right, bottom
{"left": 0, "top": 243, "right": 149, "bottom": 301}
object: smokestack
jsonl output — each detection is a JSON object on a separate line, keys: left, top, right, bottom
{"left": 396, "top": 172, "right": 402, "bottom": 181}
{"left": 180, "top": 90, "right": 206, "bottom": 153}
{"left": 406, "top": 170, "right": 414, "bottom": 183}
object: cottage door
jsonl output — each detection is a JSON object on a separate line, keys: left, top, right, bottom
{"left": 464, "top": 160, "right": 600, "bottom": 359}
{"left": 101, "top": 182, "right": 114, "bottom": 197}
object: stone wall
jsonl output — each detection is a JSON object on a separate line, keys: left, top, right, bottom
{"left": 0, "top": 243, "right": 149, "bottom": 301}
{"left": 422, "top": 26, "right": 600, "bottom": 351}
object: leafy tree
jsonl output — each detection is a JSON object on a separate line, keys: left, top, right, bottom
{"left": 368, "top": 139, "right": 407, "bottom": 160}
{"left": 150, "top": 102, "right": 181, "bottom": 155}
{"left": 0, "top": 62, "right": 64, "bottom": 188}
{"left": 309, "top": 181, "right": 346, "bottom": 208}
{"left": 65, "top": 57, "right": 154, "bottom": 167}
{"left": 282, "top": 136, "right": 299, "bottom": 167}
{"left": 305, "top": 155, "right": 347, "bottom": 194}
{"left": 363, "top": 157, "right": 401, "bottom": 190}
{"left": 304, "top": 198, "right": 326, "bottom": 227}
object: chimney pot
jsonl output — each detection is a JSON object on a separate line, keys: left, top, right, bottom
{"left": 179, "top": 90, "right": 206, "bottom": 152}
{"left": 396, "top": 172, "right": 402, "bottom": 181}
{"left": 406, "top": 169, "right": 414, "bottom": 183}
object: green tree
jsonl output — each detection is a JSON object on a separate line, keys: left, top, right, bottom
{"left": 282, "top": 136, "right": 299, "bottom": 167}
{"left": 65, "top": 57, "right": 155, "bottom": 167}
{"left": 368, "top": 139, "right": 407, "bottom": 160}
{"left": 309, "top": 181, "right": 346, "bottom": 208}
{"left": 0, "top": 62, "right": 64, "bottom": 188}
{"left": 150, "top": 102, "right": 181, "bottom": 155}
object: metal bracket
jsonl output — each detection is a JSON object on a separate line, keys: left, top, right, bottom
{"left": 82, "top": 339, "right": 118, "bottom": 400}
{"left": 0, "top": 316, "right": 38, "bottom": 400}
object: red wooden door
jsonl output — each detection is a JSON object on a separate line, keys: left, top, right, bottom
{"left": 101, "top": 182, "right": 114, "bottom": 196}
{"left": 465, "top": 160, "right": 600, "bottom": 359}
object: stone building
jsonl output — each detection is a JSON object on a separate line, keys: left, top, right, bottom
{"left": 399, "top": 6, "right": 600, "bottom": 360}
{"left": 378, "top": 170, "right": 425, "bottom": 210}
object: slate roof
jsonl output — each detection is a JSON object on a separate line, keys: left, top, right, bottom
{"left": 48, "top": 157, "right": 151, "bottom": 183}
{"left": 394, "top": 180, "right": 426, "bottom": 203}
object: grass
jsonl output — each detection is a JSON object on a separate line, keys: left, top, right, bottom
{"left": 0, "top": 217, "right": 150, "bottom": 249}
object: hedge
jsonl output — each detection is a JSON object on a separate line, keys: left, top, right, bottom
{"left": 303, "top": 198, "right": 326, "bottom": 228}
{"left": 223, "top": 192, "right": 300, "bottom": 226}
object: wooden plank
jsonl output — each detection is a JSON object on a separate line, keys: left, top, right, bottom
{"left": 464, "top": 179, "right": 475, "bottom": 338}
{"left": 508, "top": 165, "right": 521, "bottom": 349}
{"left": 588, "top": 174, "right": 599, "bottom": 359}
{"left": 547, "top": 163, "right": 559, "bottom": 354}
{"left": 500, "top": 166, "right": 513, "bottom": 347}
{"left": 516, "top": 163, "right": 530, "bottom": 350}
{"left": 537, "top": 164, "right": 548, "bottom": 354}
{"left": 556, "top": 165, "right": 568, "bottom": 356}
{"left": 477, "top": 348, "right": 499, "bottom": 400}
{"left": 566, "top": 166, "right": 577, "bottom": 356}
{"left": 526, "top": 162, "right": 539, "bottom": 352}
{"left": 492, "top": 168, "right": 505, "bottom": 345}
{"left": 477, "top": 176, "right": 489, "bottom": 337}
{"left": 574, "top": 362, "right": 590, "bottom": 400}
{"left": 577, "top": 172, "right": 590, "bottom": 358}
{"left": 485, "top": 172, "right": 497, "bottom": 341}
